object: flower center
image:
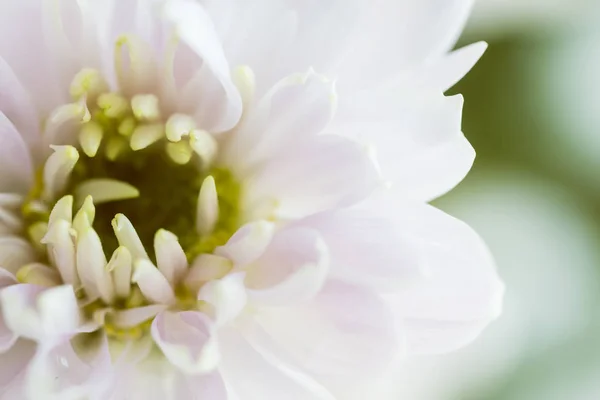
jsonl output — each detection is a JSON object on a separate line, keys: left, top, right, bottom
{"left": 15, "top": 68, "right": 242, "bottom": 340}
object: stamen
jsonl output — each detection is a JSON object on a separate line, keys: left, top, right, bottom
{"left": 70, "top": 68, "right": 109, "bottom": 102}
{"left": 16, "top": 263, "right": 61, "bottom": 287}
{"left": 165, "top": 114, "right": 195, "bottom": 142}
{"left": 43, "top": 146, "right": 79, "bottom": 202}
{"left": 97, "top": 93, "right": 130, "bottom": 119}
{"left": 74, "top": 179, "right": 140, "bottom": 206}
{"left": 27, "top": 222, "right": 48, "bottom": 250}
{"left": 131, "top": 94, "right": 161, "bottom": 122}
{"left": 105, "top": 137, "right": 129, "bottom": 161}
{"left": 165, "top": 141, "right": 193, "bottom": 165}
{"left": 107, "top": 246, "right": 133, "bottom": 299}
{"left": 196, "top": 176, "right": 219, "bottom": 235}
{"left": 233, "top": 65, "right": 256, "bottom": 107}
{"left": 118, "top": 117, "right": 137, "bottom": 137}
{"left": 189, "top": 129, "right": 218, "bottom": 167}
{"left": 79, "top": 121, "right": 104, "bottom": 157}
{"left": 130, "top": 124, "right": 164, "bottom": 151}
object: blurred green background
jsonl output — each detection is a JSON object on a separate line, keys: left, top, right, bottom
{"left": 393, "top": 1, "right": 600, "bottom": 399}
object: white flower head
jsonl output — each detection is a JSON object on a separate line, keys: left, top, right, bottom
{"left": 0, "top": 0, "right": 503, "bottom": 399}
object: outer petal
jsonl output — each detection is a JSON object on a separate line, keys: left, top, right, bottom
{"left": 0, "top": 113, "right": 34, "bottom": 194}
{"left": 335, "top": 93, "right": 473, "bottom": 202}
{"left": 0, "top": 57, "right": 42, "bottom": 162}
{"left": 151, "top": 310, "right": 220, "bottom": 375}
{"left": 219, "top": 329, "right": 336, "bottom": 400}
{"left": 164, "top": 0, "right": 242, "bottom": 132}
{"left": 377, "top": 198, "right": 504, "bottom": 354}
{"left": 245, "top": 227, "right": 329, "bottom": 306}
{"left": 25, "top": 334, "right": 113, "bottom": 400}
{"left": 222, "top": 70, "right": 337, "bottom": 173}
{"left": 243, "top": 134, "right": 378, "bottom": 220}
{"left": 248, "top": 281, "right": 398, "bottom": 379}
{"left": 0, "top": 284, "right": 80, "bottom": 342}
{"left": 0, "top": 269, "right": 17, "bottom": 352}
{"left": 296, "top": 208, "right": 423, "bottom": 291}
{"left": 0, "top": 339, "right": 36, "bottom": 393}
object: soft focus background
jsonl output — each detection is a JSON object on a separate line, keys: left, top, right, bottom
{"left": 393, "top": 1, "right": 600, "bottom": 398}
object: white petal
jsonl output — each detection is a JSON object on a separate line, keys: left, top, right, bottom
{"left": 427, "top": 41, "right": 488, "bottom": 92}
{"left": 151, "top": 310, "right": 220, "bottom": 375}
{"left": 107, "top": 246, "right": 133, "bottom": 299}
{"left": 112, "top": 214, "right": 149, "bottom": 260}
{"left": 130, "top": 123, "right": 165, "bottom": 151}
{"left": 132, "top": 259, "right": 175, "bottom": 305}
{"left": 215, "top": 221, "right": 275, "bottom": 267}
{"left": 245, "top": 134, "right": 378, "bottom": 220}
{"left": 76, "top": 228, "right": 114, "bottom": 304}
{"left": 219, "top": 329, "right": 336, "bottom": 400}
{"left": 185, "top": 254, "right": 232, "bottom": 294}
{"left": 0, "top": 112, "right": 34, "bottom": 194}
{"left": 42, "top": 219, "right": 79, "bottom": 286}
{"left": 245, "top": 227, "right": 329, "bottom": 306}
{"left": 154, "top": 229, "right": 188, "bottom": 286}
{"left": 48, "top": 195, "right": 74, "bottom": 226}
{"left": 382, "top": 202, "right": 504, "bottom": 354}
{"left": 198, "top": 272, "right": 247, "bottom": 326}
{"left": 43, "top": 145, "right": 79, "bottom": 202}
{"left": 163, "top": 0, "right": 242, "bottom": 132}
{"left": 196, "top": 175, "right": 219, "bottom": 235}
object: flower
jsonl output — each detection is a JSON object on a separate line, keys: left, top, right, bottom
{"left": 0, "top": 1, "right": 504, "bottom": 399}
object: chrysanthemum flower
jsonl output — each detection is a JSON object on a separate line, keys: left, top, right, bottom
{"left": 0, "top": 1, "right": 504, "bottom": 399}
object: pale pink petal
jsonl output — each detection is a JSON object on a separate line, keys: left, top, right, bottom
{"left": 164, "top": 0, "right": 242, "bottom": 132}
{"left": 154, "top": 229, "right": 188, "bottom": 286}
{"left": 219, "top": 329, "right": 336, "bottom": 400}
{"left": 0, "top": 269, "right": 18, "bottom": 352}
{"left": 174, "top": 371, "right": 228, "bottom": 400}
{"left": 0, "top": 57, "right": 42, "bottom": 162}
{"left": 215, "top": 221, "right": 275, "bottom": 267}
{"left": 0, "top": 339, "right": 36, "bottom": 392}
{"left": 132, "top": 259, "right": 176, "bottom": 305}
{"left": 380, "top": 201, "right": 504, "bottom": 354}
{"left": 336, "top": 93, "right": 473, "bottom": 202}
{"left": 25, "top": 335, "right": 114, "bottom": 400}
{"left": 249, "top": 281, "right": 398, "bottom": 378}
{"left": 151, "top": 310, "right": 220, "bottom": 375}
{"left": 244, "top": 134, "right": 378, "bottom": 220}
{"left": 198, "top": 272, "right": 247, "bottom": 326}
{"left": 296, "top": 209, "right": 423, "bottom": 291}
{"left": 109, "top": 305, "right": 167, "bottom": 329}
{"left": 0, "top": 284, "right": 80, "bottom": 342}
{"left": 223, "top": 70, "right": 337, "bottom": 172}
{"left": 245, "top": 227, "right": 329, "bottom": 306}
{"left": 0, "top": 112, "right": 34, "bottom": 194}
